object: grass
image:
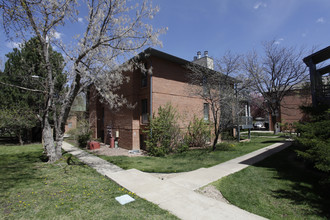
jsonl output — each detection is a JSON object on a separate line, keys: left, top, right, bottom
{"left": 99, "top": 137, "right": 285, "bottom": 173}
{"left": 241, "top": 131, "right": 279, "bottom": 137}
{"left": 214, "top": 145, "right": 330, "bottom": 219}
{"left": 0, "top": 144, "right": 178, "bottom": 220}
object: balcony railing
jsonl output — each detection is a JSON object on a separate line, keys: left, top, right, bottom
{"left": 321, "top": 85, "right": 330, "bottom": 98}
{"left": 239, "top": 116, "right": 253, "bottom": 129}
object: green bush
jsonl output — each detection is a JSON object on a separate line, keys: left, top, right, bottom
{"left": 78, "top": 132, "right": 91, "bottom": 148}
{"left": 296, "top": 120, "right": 330, "bottom": 172}
{"left": 185, "top": 116, "right": 210, "bottom": 148}
{"left": 144, "top": 103, "right": 181, "bottom": 157}
{"left": 295, "top": 106, "right": 330, "bottom": 183}
{"left": 67, "top": 118, "right": 92, "bottom": 148}
{"left": 175, "top": 142, "right": 189, "bottom": 153}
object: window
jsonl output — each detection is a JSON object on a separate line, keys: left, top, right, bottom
{"left": 202, "top": 76, "right": 208, "bottom": 95}
{"left": 68, "top": 122, "right": 73, "bottom": 129}
{"left": 141, "top": 63, "right": 148, "bottom": 87}
{"left": 203, "top": 103, "right": 209, "bottom": 121}
{"left": 141, "top": 99, "right": 148, "bottom": 123}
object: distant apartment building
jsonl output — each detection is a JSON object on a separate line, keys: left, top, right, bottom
{"left": 268, "top": 46, "right": 330, "bottom": 131}
{"left": 89, "top": 48, "right": 225, "bottom": 150}
{"left": 268, "top": 83, "right": 312, "bottom": 132}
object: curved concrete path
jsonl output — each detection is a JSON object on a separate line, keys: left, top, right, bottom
{"left": 62, "top": 141, "right": 291, "bottom": 220}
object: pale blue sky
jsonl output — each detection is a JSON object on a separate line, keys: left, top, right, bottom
{"left": 151, "top": 0, "right": 330, "bottom": 60}
{"left": 1, "top": 0, "right": 329, "bottom": 64}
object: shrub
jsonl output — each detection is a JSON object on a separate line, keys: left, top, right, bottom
{"left": 296, "top": 119, "right": 330, "bottom": 172}
{"left": 295, "top": 106, "right": 330, "bottom": 184}
{"left": 185, "top": 116, "right": 210, "bottom": 148}
{"left": 175, "top": 141, "right": 189, "bottom": 153}
{"left": 67, "top": 118, "right": 92, "bottom": 148}
{"left": 78, "top": 132, "right": 91, "bottom": 148}
{"left": 144, "top": 103, "right": 182, "bottom": 156}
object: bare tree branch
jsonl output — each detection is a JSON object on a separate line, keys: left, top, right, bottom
{"left": 0, "top": 81, "right": 46, "bottom": 93}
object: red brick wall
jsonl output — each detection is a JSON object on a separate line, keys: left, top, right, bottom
{"left": 268, "top": 89, "right": 312, "bottom": 131}
{"left": 64, "top": 115, "right": 77, "bottom": 133}
{"left": 280, "top": 90, "right": 311, "bottom": 125}
{"left": 151, "top": 56, "right": 207, "bottom": 128}
{"left": 89, "top": 55, "right": 209, "bottom": 150}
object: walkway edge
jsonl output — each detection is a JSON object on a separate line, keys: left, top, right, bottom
{"left": 62, "top": 142, "right": 123, "bottom": 175}
{"left": 168, "top": 141, "right": 292, "bottom": 190}
{"left": 62, "top": 141, "right": 291, "bottom": 220}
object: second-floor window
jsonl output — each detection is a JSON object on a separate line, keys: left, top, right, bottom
{"left": 141, "top": 99, "right": 148, "bottom": 124}
{"left": 202, "top": 76, "right": 208, "bottom": 95}
{"left": 203, "top": 103, "right": 209, "bottom": 121}
{"left": 141, "top": 63, "right": 148, "bottom": 87}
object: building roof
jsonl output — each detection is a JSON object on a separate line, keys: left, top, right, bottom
{"left": 303, "top": 46, "right": 330, "bottom": 66}
{"left": 137, "top": 47, "right": 238, "bottom": 82}
{"left": 140, "top": 47, "right": 190, "bottom": 66}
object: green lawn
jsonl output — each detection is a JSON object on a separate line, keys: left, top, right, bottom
{"left": 214, "top": 145, "right": 330, "bottom": 219}
{"left": 240, "top": 131, "right": 295, "bottom": 138}
{"left": 0, "top": 144, "right": 178, "bottom": 220}
{"left": 99, "top": 137, "right": 285, "bottom": 173}
{"left": 241, "top": 131, "right": 278, "bottom": 137}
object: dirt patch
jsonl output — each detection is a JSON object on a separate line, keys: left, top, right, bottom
{"left": 89, "top": 144, "right": 147, "bottom": 157}
{"left": 196, "top": 185, "right": 230, "bottom": 203}
{"left": 150, "top": 172, "right": 187, "bottom": 180}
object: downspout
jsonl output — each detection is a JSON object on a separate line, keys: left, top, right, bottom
{"left": 150, "top": 72, "right": 153, "bottom": 121}
{"left": 149, "top": 60, "right": 153, "bottom": 136}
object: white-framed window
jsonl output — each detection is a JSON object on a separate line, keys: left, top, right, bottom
{"left": 203, "top": 103, "right": 209, "bottom": 121}
{"left": 141, "top": 99, "right": 148, "bottom": 124}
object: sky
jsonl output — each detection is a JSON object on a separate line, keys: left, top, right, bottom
{"left": 150, "top": 0, "right": 330, "bottom": 60}
{"left": 1, "top": 0, "right": 330, "bottom": 66}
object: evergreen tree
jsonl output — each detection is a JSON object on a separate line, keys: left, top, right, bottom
{"left": 0, "top": 37, "right": 65, "bottom": 144}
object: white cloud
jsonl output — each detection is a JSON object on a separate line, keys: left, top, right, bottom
{"left": 274, "top": 38, "right": 284, "bottom": 45}
{"left": 53, "top": 31, "right": 62, "bottom": 39}
{"left": 316, "top": 17, "right": 325, "bottom": 23}
{"left": 78, "top": 17, "right": 84, "bottom": 23}
{"left": 5, "top": 41, "right": 21, "bottom": 49}
{"left": 254, "top": 2, "right": 267, "bottom": 10}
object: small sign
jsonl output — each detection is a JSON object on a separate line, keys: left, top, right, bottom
{"left": 115, "top": 194, "right": 135, "bottom": 205}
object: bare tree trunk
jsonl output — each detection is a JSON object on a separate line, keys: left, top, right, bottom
{"left": 271, "top": 115, "right": 278, "bottom": 135}
{"left": 212, "top": 130, "right": 221, "bottom": 151}
{"left": 42, "top": 117, "right": 60, "bottom": 163}
{"left": 55, "top": 132, "right": 63, "bottom": 159}
{"left": 17, "top": 130, "right": 23, "bottom": 146}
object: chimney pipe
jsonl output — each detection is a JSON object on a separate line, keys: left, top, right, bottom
{"left": 204, "top": 51, "right": 208, "bottom": 57}
{"left": 197, "top": 51, "right": 201, "bottom": 59}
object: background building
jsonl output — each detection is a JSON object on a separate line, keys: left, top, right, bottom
{"left": 89, "top": 48, "right": 218, "bottom": 150}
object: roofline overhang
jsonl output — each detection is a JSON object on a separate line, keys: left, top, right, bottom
{"left": 135, "top": 47, "right": 239, "bottom": 83}
{"left": 303, "top": 46, "right": 330, "bottom": 66}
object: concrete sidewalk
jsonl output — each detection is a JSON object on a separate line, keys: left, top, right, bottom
{"left": 62, "top": 141, "right": 291, "bottom": 220}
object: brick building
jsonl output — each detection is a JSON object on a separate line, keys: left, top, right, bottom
{"left": 269, "top": 84, "right": 312, "bottom": 132}
{"left": 89, "top": 48, "right": 219, "bottom": 150}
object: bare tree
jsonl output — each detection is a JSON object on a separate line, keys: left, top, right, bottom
{"left": 243, "top": 41, "right": 308, "bottom": 133}
{"left": 0, "top": 0, "right": 164, "bottom": 162}
{"left": 187, "top": 51, "right": 248, "bottom": 150}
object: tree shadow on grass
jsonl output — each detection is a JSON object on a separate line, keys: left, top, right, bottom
{"left": 252, "top": 146, "right": 330, "bottom": 218}
{"left": 261, "top": 140, "right": 286, "bottom": 144}
{"left": 0, "top": 151, "right": 43, "bottom": 194}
